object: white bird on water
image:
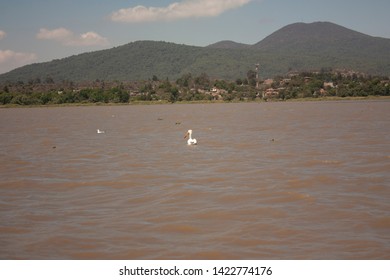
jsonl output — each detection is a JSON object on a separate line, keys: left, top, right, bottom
{"left": 97, "top": 129, "right": 105, "bottom": 134}
{"left": 184, "top": 129, "right": 197, "bottom": 145}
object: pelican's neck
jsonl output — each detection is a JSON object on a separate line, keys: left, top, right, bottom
{"left": 188, "top": 131, "right": 193, "bottom": 139}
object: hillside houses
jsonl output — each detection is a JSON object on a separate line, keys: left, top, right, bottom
{"left": 1, "top": 70, "right": 388, "bottom": 105}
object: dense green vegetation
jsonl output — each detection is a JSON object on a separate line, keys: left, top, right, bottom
{"left": 1, "top": 70, "right": 388, "bottom": 106}
{"left": 273, "top": 71, "right": 390, "bottom": 99}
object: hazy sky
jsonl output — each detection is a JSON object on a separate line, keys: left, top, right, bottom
{"left": 1, "top": 0, "right": 389, "bottom": 74}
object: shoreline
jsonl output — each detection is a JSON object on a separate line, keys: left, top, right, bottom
{"left": 1, "top": 95, "right": 389, "bottom": 109}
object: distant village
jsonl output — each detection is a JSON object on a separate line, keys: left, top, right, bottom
{"left": 0, "top": 69, "right": 389, "bottom": 105}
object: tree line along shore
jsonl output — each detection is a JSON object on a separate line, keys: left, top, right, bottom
{"left": 1, "top": 69, "right": 389, "bottom": 106}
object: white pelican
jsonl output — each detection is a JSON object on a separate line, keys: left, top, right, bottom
{"left": 184, "top": 129, "right": 197, "bottom": 145}
{"left": 97, "top": 129, "right": 105, "bottom": 134}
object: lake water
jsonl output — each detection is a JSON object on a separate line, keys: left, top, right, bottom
{"left": 0, "top": 101, "right": 389, "bottom": 259}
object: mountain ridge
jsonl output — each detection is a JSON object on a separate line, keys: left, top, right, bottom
{"left": 1, "top": 21, "right": 389, "bottom": 83}
{"left": 206, "top": 40, "right": 251, "bottom": 49}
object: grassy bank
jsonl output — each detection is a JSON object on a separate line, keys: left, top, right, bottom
{"left": 1, "top": 95, "right": 389, "bottom": 109}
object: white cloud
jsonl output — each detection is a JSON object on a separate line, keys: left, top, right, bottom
{"left": 78, "top": 32, "right": 110, "bottom": 46}
{"left": 110, "top": 0, "right": 253, "bottom": 23}
{"left": 0, "top": 30, "right": 6, "bottom": 40}
{"left": 36, "top": 27, "right": 73, "bottom": 41}
{"left": 37, "top": 28, "right": 109, "bottom": 46}
{"left": 0, "top": 49, "right": 37, "bottom": 74}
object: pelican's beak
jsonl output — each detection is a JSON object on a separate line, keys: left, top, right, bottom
{"left": 184, "top": 132, "right": 188, "bottom": 139}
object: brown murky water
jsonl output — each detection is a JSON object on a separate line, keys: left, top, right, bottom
{"left": 0, "top": 101, "right": 389, "bottom": 259}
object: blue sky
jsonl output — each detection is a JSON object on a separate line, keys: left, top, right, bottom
{"left": 0, "top": 0, "right": 389, "bottom": 74}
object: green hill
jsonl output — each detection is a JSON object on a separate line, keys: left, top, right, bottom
{"left": 1, "top": 22, "right": 389, "bottom": 83}
{"left": 0, "top": 41, "right": 264, "bottom": 82}
{"left": 252, "top": 22, "right": 390, "bottom": 75}
{"left": 206, "top": 40, "right": 251, "bottom": 49}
